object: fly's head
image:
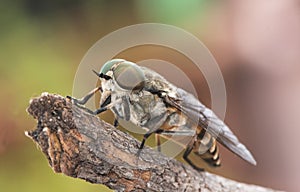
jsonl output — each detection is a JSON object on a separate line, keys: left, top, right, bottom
{"left": 94, "top": 59, "right": 146, "bottom": 94}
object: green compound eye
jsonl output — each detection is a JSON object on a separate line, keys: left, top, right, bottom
{"left": 100, "top": 59, "right": 125, "bottom": 75}
{"left": 113, "top": 61, "right": 145, "bottom": 91}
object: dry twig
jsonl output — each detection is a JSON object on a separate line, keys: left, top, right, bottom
{"left": 25, "top": 93, "right": 280, "bottom": 192}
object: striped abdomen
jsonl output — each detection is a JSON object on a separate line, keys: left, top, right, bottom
{"left": 194, "top": 128, "right": 221, "bottom": 167}
{"left": 160, "top": 109, "right": 221, "bottom": 167}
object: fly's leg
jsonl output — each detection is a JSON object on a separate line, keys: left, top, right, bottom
{"left": 93, "top": 101, "right": 114, "bottom": 115}
{"left": 155, "top": 134, "right": 161, "bottom": 152}
{"left": 122, "top": 96, "right": 131, "bottom": 121}
{"left": 137, "top": 112, "right": 168, "bottom": 155}
{"left": 160, "top": 130, "right": 196, "bottom": 136}
{"left": 183, "top": 136, "right": 204, "bottom": 171}
{"left": 93, "top": 98, "right": 122, "bottom": 115}
{"left": 100, "top": 95, "right": 111, "bottom": 108}
{"left": 67, "top": 87, "right": 102, "bottom": 105}
{"left": 136, "top": 128, "right": 163, "bottom": 156}
{"left": 154, "top": 129, "right": 196, "bottom": 152}
{"left": 139, "top": 131, "right": 155, "bottom": 150}
{"left": 113, "top": 118, "right": 119, "bottom": 127}
{"left": 93, "top": 107, "right": 108, "bottom": 115}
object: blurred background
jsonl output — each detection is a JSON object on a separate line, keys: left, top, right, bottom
{"left": 1, "top": 0, "right": 299, "bottom": 191}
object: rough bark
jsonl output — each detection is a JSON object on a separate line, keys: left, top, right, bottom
{"left": 25, "top": 93, "right": 281, "bottom": 192}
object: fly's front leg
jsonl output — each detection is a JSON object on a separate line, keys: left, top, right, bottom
{"left": 67, "top": 87, "right": 102, "bottom": 105}
{"left": 93, "top": 98, "right": 121, "bottom": 115}
{"left": 122, "top": 95, "right": 131, "bottom": 121}
{"left": 92, "top": 90, "right": 113, "bottom": 115}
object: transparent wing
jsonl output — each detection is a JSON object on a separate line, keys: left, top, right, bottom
{"left": 171, "top": 88, "right": 257, "bottom": 165}
{"left": 141, "top": 66, "right": 256, "bottom": 165}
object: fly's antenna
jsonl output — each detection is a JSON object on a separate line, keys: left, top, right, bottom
{"left": 92, "top": 69, "right": 101, "bottom": 77}
{"left": 93, "top": 69, "right": 111, "bottom": 80}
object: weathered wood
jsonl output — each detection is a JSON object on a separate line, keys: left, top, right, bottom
{"left": 25, "top": 93, "right": 281, "bottom": 192}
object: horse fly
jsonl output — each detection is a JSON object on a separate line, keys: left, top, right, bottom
{"left": 69, "top": 59, "right": 256, "bottom": 170}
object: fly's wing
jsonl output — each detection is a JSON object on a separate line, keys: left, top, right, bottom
{"left": 140, "top": 66, "right": 256, "bottom": 165}
{"left": 172, "top": 88, "right": 257, "bottom": 165}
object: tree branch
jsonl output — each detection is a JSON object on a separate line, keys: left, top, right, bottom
{"left": 25, "top": 93, "right": 281, "bottom": 192}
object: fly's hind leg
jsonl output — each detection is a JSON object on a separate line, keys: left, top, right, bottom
{"left": 183, "top": 135, "right": 204, "bottom": 171}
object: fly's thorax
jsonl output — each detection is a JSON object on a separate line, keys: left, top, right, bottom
{"left": 127, "top": 90, "right": 168, "bottom": 127}
{"left": 103, "top": 87, "right": 168, "bottom": 129}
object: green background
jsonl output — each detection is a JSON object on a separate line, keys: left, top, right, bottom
{"left": 1, "top": 1, "right": 298, "bottom": 191}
